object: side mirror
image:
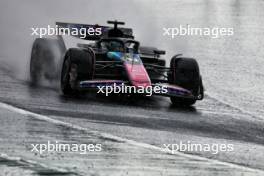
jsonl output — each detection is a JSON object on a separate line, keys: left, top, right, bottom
{"left": 154, "top": 50, "right": 166, "bottom": 55}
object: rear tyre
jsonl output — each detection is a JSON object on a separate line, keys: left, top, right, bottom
{"left": 30, "top": 38, "right": 59, "bottom": 86}
{"left": 61, "top": 48, "right": 95, "bottom": 95}
{"left": 168, "top": 56, "right": 203, "bottom": 106}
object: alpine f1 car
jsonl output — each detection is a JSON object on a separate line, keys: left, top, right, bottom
{"left": 30, "top": 20, "right": 204, "bottom": 106}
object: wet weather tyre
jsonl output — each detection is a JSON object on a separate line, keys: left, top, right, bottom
{"left": 168, "top": 56, "right": 202, "bottom": 106}
{"left": 30, "top": 38, "right": 44, "bottom": 85}
{"left": 29, "top": 38, "right": 58, "bottom": 85}
{"left": 60, "top": 48, "right": 95, "bottom": 95}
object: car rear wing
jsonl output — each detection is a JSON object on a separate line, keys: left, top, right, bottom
{"left": 56, "top": 22, "right": 133, "bottom": 41}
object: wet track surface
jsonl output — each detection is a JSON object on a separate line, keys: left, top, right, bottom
{"left": 0, "top": 105, "right": 262, "bottom": 176}
{"left": 0, "top": 67, "right": 264, "bottom": 175}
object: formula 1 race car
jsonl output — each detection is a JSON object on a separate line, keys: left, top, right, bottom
{"left": 30, "top": 20, "right": 204, "bottom": 106}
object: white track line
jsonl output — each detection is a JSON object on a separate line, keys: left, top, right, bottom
{"left": 0, "top": 153, "right": 73, "bottom": 174}
{"left": 0, "top": 101, "right": 263, "bottom": 174}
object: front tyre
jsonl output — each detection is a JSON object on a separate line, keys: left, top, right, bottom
{"left": 168, "top": 56, "right": 203, "bottom": 106}
{"left": 61, "top": 48, "right": 95, "bottom": 95}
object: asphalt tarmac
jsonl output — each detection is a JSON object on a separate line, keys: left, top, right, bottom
{"left": 0, "top": 67, "right": 264, "bottom": 175}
